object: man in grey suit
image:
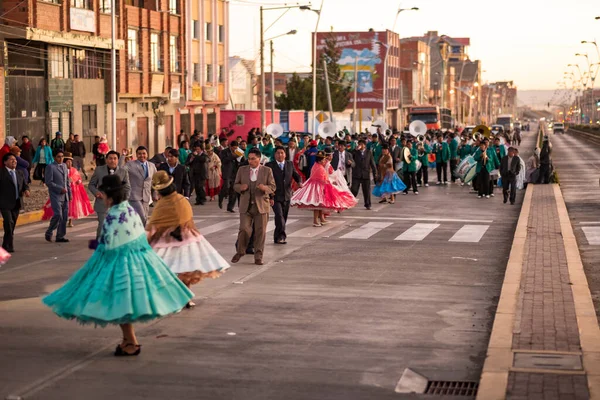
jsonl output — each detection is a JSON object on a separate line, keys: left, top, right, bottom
{"left": 45, "top": 150, "right": 71, "bottom": 243}
{"left": 125, "top": 146, "right": 156, "bottom": 225}
{"left": 88, "top": 150, "right": 131, "bottom": 238}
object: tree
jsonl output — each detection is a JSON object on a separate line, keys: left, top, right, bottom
{"left": 316, "top": 33, "right": 352, "bottom": 112}
{"left": 275, "top": 73, "right": 312, "bottom": 110}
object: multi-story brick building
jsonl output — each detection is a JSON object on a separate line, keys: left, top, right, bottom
{"left": 1, "top": 0, "right": 186, "bottom": 155}
{"left": 180, "top": 0, "right": 229, "bottom": 138}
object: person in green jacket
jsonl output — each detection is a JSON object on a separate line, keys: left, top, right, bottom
{"left": 449, "top": 133, "right": 459, "bottom": 183}
{"left": 458, "top": 137, "right": 472, "bottom": 160}
{"left": 368, "top": 134, "right": 382, "bottom": 164}
{"left": 402, "top": 141, "right": 419, "bottom": 194}
{"left": 416, "top": 140, "right": 431, "bottom": 187}
{"left": 245, "top": 136, "right": 260, "bottom": 158}
{"left": 434, "top": 135, "right": 451, "bottom": 185}
{"left": 178, "top": 141, "right": 191, "bottom": 166}
{"left": 259, "top": 137, "right": 274, "bottom": 161}
{"left": 473, "top": 140, "right": 499, "bottom": 198}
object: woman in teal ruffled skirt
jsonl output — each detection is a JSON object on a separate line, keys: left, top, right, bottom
{"left": 43, "top": 175, "right": 193, "bottom": 356}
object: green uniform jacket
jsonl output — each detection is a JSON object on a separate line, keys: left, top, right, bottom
{"left": 449, "top": 139, "right": 459, "bottom": 159}
{"left": 474, "top": 148, "right": 500, "bottom": 173}
{"left": 369, "top": 142, "right": 382, "bottom": 163}
{"left": 492, "top": 145, "right": 506, "bottom": 162}
{"left": 260, "top": 143, "right": 274, "bottom": 160}
{"left": 434, "top": 142, "right": 451, "bottom": 163}
{"left": 459, "top": 144, "right": 472, "bottom": 159}
{"left": 418, "top": 144, "right": 431, "bottom": 165}
{"left": 245, "top": 144, "right": 259, "bottom": 158}
{"left": 402, "top": 147, "right": 419, "bottom": 173}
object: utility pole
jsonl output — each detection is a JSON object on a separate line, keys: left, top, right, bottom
{"left": 260, "top": 6, "right": 265, "bottom": 132}
{"left": 353, "top": 56, "right": 358, "bottom": 134}
{"left": 110, "top": 0, "right": 117, "bottom": 149}
{"left": 323, "top": 59, "right": 333, "bottom": 122}
{"left": 270, "top": 40, "right": 275, "bottom": 125}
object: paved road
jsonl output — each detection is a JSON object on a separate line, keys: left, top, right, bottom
{"left": 0, "top": 129, "right": 537, "bottom": 399}
{"left": 550, "top": 130, "right": 600, "bottom": 318}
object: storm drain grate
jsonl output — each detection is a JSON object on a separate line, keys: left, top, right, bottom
{"left": 424, "top": 380, "right": 479, "bottom": 396}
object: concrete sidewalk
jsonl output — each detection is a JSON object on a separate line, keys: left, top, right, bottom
{"left": 478, "top": 184, "right": 600, "bottom": 399}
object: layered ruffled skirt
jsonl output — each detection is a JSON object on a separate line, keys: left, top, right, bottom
{"left": 42, "top": 183, "right": 94, "bottom": 220}
{"left": 149, "top": 228, "right": 230, "bottom": 286}
{"left": 291, "top": 178, "right": 357, "bottom": 211}
{"left": 42, "top": 235, "right": 193, "bottom": 327}
{"left": 373, "top": 172, "right": 407, "bottom": 197}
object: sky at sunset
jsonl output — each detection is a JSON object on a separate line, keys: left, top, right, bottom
{"left": 229, "top": 0, "right": 600, "bottom": 91}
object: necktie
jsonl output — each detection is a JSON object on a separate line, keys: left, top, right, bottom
{"left": 9, "top": 170, "right": 18, "bottom": 199}
{"left": 279, "top": 163, "right": 284, "bottom": 171}
{"left": 142, "top": 162, "right": 148, "bottom": 178}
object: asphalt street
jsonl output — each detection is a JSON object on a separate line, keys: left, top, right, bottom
{"left": 0, "top": 128, "right": 537, "bottom": 400}
{"left": 550, "top": 130, "right": 600, "bottom": 318}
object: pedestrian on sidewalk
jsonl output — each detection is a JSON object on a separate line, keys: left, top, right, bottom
{"left": 0, "top": 153, "right": 30, "bottom": 253}
{"left": 538, "top": 136, "right": 552, "bottom": 184}
{"left": 19, "top": 136, "right": 35, "bottom": 179}
{"left": 500, "top": 147, "right": 521, "bottom": 205}
{"left": 89, "top": 151, "right": 131, "bottom": 238}
{"left": 231, "top": 148, "right": 276, "bottom": 266}
{"left": 32, "top": 138, "right": 53, "bottom": 184}
{"left": 71, "top": 134, "right": 88, "bottom": 180}
{"left": 266, "top": 146, "right": 302, "bottom": 245}
{"left": 43, "top": 174, "right": 193, "bottom": 357}
{"left": 44, "top": 150, "right": 71, "bottom": 243}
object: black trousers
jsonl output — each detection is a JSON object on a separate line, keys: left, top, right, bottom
{"left": 450, "top": 159, "right": 458, "bottom": 182}
{"left": 192, "top": 176, "right": 206, "bottom": 204}
{"left": 478, "top": 169, "right": 491, "bottom": 196}
{"left": 539, "top": 163, "right": 550, "bottom": 184}
{"left": 1, "top": 205, "right": 19, "bottom": 251}
{"left": 436, "top": 162, "right": 448, "bottom": 183}
{"left": 219, "top": 178, "right": 237, "bottom": 211}
{"left": 503, "top": 176, "right": 517, "bottom": 204}
{"left": 403, "top": 171, "right": 418, "bottom": 193}
{"left": 351, "top": 178, "right": 371, "bottom": 208}
{"left": 272, "top": 200, "right": 290, "bottom": 242}
{"left": 417, "top": 166, "right": 428, "bottom": 185}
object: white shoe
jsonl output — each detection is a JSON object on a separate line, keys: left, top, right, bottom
{"left": 417, "top": 183, "right": 422, "bottom": 187}
{"left": 485, "top": 195, "right": 490, "bottom": 199}
{"left": 425, "top": 183, "right": 429, "bottom": 187}
{"left": 414, "top": 192, "right": 419, "bottom": 195}
{"left": 403, "top": 192, "right": 408, "bottom": 195}
{"left": 436, "top": 181, "right": 441, "bottom": 185}
{"left": 478, "top": 195, "right": 482, "bottom": 198}
{"left": 444, "top": 181, "right": 449, "bottom": 185}
{"left": 490, "top": 193, "right": 495, "bottom": 197}
{"left": 461, "top": 183, "right": 465, "bottom": 186}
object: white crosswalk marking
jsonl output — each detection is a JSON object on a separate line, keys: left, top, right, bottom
{"left": 200, "top": 220, "right": 240, "bottom": 235}
{"left": 395, "top": 223, "right": 440, "bottom": 241}
{"left": 449, "top": 225, "right": 490, "bottom": 243}
{"left": 14, "top": 223, "right": 48, "bottom": 235}
{"left": 340, "top": 222, "right": 393, "bottom": 239}
{"left": 230, "top": 219, "right": 299, "bottom": 236}
{"left": 288, "top": 220, "right": 345, "bottom": 238}
{"left": 582, "top": 227, "right": 600, "bottom": 245}
{"left": 25, "top": 221, "right": 98, "bottom": 238}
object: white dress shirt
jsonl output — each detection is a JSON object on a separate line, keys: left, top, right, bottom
{"left": 250, "top": 166, "right": 259, "bottom": 182}
{"left": 338, "top": 151, "right": 346, "bottom": 173}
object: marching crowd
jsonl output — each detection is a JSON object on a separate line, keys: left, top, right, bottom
{"left": 0, "top": 122, "right": 549, "bottom": 357}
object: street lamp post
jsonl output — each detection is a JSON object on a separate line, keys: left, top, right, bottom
{"left": 576, "top": 53, "right": 592, "bottom": 123}
{"left": 110, "top": 0, "right": 116, "bottom": 149}
{"left": 582, "top": 41, "right": 600, "bottom": 124}
{"left": 259, "top": 5, "right": 309, "bottom": 133}
{"left": 307, "top": 2, "right": 323, "bottom": 139}
{"left": 392, "top": 6, "right": 418, "bottom": 130}
{"left": 267, "top": 30, "right": 297, "bottom": 127}
{"left": 377, "top": 41, "right": 390, "bottom": 125}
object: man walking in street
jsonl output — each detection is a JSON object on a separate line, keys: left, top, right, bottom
{"left": 231, "top": 148, "right": 276, "bottom": 266}
{"left": 186, "top": 143, "right": 209, "bottom": 205}
{"left": 158, "top": 148, "right": 191, "bottom": 197}
{"left": 351, "top": 139, "right": 377, "bottom": 210}
{"left": 266, "top": 146, "right": 301, "bottom": 245}
{"left": 71, "top": 134, "right": 87, "bottom": 180}
{"left": 0, "top": 153, "right": 30, "bottom": 252}
{"left": 45, "top": 150, "right": 71, "bottom": 243}
{"left": 332, "top": 140, "right": 354, "bottom": 185}
{"left": 219, "top": 140, "right": 241, "bottom": 212}
{"left": 500, "top": 147, "right": 521, "bottom": 205}
{"left": 89, "top": 150, "right": 131, "bottom": 238}
{"left": 125, "top": 146, "right": 156, "bottom": 225}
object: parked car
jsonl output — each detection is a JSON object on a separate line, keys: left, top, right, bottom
{"left": 553, "top": 123, "right": 565, "bottom": 134}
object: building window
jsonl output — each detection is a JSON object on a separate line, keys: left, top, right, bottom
{"left": 82, "top": 105, "right": 98, "bottom": 137}
{"left": 218, "top": 65, "right": 224, "bottom": 83}
{"left": 100, "top": 0, "right": 112, "bottom": 13}
{"left": 127, "top": 29, "right": 140, "bottom": 70}
{"left": 49, "top": 46, "right": 70, "bottom": 79}
{"left": 168, "top": 0, "right": 179, "bottom": 15}
{"left": 218, "top": 25, "right": 224, "bottom": 43}
{"left": 169, "top": 35, "right": 179, "bottom": 72}
{"left": 206, "top": 64, "right": 213, "bottom": 83}
{"left": 192, "top": 20, "right": 200, "bottom": 40}
{"left": 71, "top": 0, "right": 92, "bottom": 9}
{"left": 150, "top": 33, "right": 162, "bottom": 72}
{"left": 71, "top": 48, "right": 104, "bottom": 79}
{"left": 193, "top": 63, "right": 200, "bottom": 83}
{"left": 205, "top": 22, "right": 212, "bottom": 41}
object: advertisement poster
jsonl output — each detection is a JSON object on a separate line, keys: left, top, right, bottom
{"left": 315, "top": 31, "right": 386, "bottom": 110}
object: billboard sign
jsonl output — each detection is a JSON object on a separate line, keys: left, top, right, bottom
{"left": 316, "top": 31, "right": 387, "bottom": 110}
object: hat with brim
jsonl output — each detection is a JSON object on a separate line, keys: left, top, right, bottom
{"left": 152, "top": 170, "right": 174, "bottom": 191}
{"left": 63, "top": 152, "right": 73, "bottom": 161}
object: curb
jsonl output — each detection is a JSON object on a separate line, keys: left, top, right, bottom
{"left": 477, "top": 184, "right": 533, "bottom": 400}
{"left": 553, "top": 184, "right": 600, "bottom": 400}
{"left": 0, "top": 210, "right": 44, "bottom": 229}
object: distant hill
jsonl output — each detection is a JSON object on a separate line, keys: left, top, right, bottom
{"left": 517, "top": 90, "right": 559, "bottom": 108}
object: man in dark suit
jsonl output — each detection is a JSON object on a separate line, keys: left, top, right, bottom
{"left": 0, "top": 153, "right": 30, "bottom": 252}
{"left": 186, "top": 143, "right": 209, "bottom": 205}
{"left": 351, "top": 139, "right": 377, "bottom": 210}
{"left": 331, "top": 140, "right": 355, "bottom": 185}
{"left": 266, "top": 146, "right": 302, "bottom": 245}
{"left": 219, "top": 140, "right": 241, "bottom": 212}
{"left": 158, "top": 148, "right": 191, "bottom": 198}
{"left": 149, "top": 146, "right": 172, "bottom": 165}
{"left": 500, "top": 147, "right": 522, "bottom": 205}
